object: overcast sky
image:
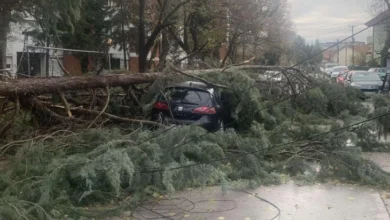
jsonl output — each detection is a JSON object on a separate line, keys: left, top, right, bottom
{"left": 290, "top": 0, "right": 377, "bottom": 43}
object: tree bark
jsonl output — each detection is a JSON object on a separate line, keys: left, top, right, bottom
{"left": 0, "top": 65, "right": 294, "bottom": 96}
{"left": 158, "top": 30, "right": 170, "bottom": 70}
{"left": 221, "top": 32, "right": 239, "bottom": 67}
{"left": 0, "top": 8, "right": 11, "bottom": 70}
{"left": 0, "top": 73, "right": 162, "bottom": 96}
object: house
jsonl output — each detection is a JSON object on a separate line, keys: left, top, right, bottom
{"left": 330, "top": 44, "right": 371, "bottom": 66}
{"left": 322, "top": 49, "right": 336, "bottom": 63}
{"left": 365, "top": 9, "right": 390, "bottom": 65}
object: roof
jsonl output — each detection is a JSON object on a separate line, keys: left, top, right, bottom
{"left": 169, "top": 81, "right": 209, "bottom": 89}
{"left": 365, "top": 9, "right": 390, "bottom": 27}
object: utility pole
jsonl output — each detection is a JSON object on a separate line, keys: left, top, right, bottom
{"left": 349, "top": 25, "right": 356, "bottom": 67}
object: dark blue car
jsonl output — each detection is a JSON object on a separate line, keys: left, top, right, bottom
{"left": 152, "top": 81, "right": 226, "bottom": 131}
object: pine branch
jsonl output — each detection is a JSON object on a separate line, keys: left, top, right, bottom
{"left": 169, "top": 64, "right": 229, "bottom": 89}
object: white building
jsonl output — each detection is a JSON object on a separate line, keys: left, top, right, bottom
{"left": 5, "top": 1, "right": 136, "bottom": 77}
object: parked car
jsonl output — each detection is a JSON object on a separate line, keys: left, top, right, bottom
{"left": 330, "top": 66, "right": 349, "bottom": 78}
{"left": 324, "top": 63, "right": 339, "bottom": 74}
{"left": 151, "top": 81, "right": 228, "bottom": 131}
{"left": 368, "top": 67, "right": 388, "bottom": 81}
{"left": 343, "top": 71, "right": 383, "bottom": 92}
{"left": 336, "top": 71, "right": 348, "bottom": 84}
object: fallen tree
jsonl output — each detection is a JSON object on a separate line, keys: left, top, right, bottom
{"left": 1, "top": 66, "right": 390, "bottom": 219}
{"left": 0, "top": 73, "right": 161, "bottom": 96}
{"left": 0, "top": 65, "right": 299, "bottom": 96}
{"left": 0, "top": 64, "right": 308, "bottom": 139}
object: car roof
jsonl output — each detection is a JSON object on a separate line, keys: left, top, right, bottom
{"left": 168, "top": 81, "right": 210, "bottom": 90}
{"left": 333, "top": 66, "right": 348, "bottom": 68}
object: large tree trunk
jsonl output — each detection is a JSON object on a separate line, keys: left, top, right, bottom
{"left": 158, "top": 30, "right": 170, "bottom": 70}
{"left": 0, "top": 8, "right": 11, "bottom": 70}
{"left": 0, "top": 73, "right": 162, "bottom": 96}
{"left": 0, "top": 65, "right": 288, "bottom": 96}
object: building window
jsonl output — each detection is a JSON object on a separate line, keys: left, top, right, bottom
{"left": 111, "top": 58, "right": 120, "bottom": 70}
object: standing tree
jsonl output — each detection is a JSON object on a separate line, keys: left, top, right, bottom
{"left": 58, "top": 0, "right": 109, "bottom": 72}
{"left": 289, "top": 36, "right": 323, "bottom": 70}
{"left": 137, "top": 0, "right": 191, "bottom": 72}
{"left": 0, "top": 0, "right": 84, "bottom": 72}
{"left": 220, "top": 0, "right": 290, "bottom": 67}
{"left": 167, "top": 0, "right": 226, "bottom": 67}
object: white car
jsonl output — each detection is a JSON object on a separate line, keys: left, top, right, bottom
{"left": 330, "top": 66, "right": 349, "bottom": 78}
{"left": 324, "top": 63, "right": 339, "bottom": 74}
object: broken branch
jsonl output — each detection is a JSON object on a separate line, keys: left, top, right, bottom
{"left": 87, "top": 87, "right": 110, "bottom": 128}
{"left": 221, "top": 57, "right": 256, "bottom": 73}
{"left": 59, "top": 93, "right": 72, "bottom": 117}
{"left": 169, "top": 64, "right": 229, "bottom": 89}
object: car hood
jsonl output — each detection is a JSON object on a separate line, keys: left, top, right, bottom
{"left": 351, "top": 81, "right": 383, "bottom": 89}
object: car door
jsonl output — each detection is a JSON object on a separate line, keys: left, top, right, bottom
{"left": 344, "top": 72, "right": 352, "bottom": 86}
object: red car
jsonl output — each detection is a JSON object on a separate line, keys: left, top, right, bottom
{"left": 337, "top": 71, "right": 382, "bottom": 87}
{"left": 336, "top": 71, "right": 349, "bottom": 84}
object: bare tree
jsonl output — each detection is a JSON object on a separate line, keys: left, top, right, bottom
{"left": 137, "top": 0, "right": 191, "bottom": 72}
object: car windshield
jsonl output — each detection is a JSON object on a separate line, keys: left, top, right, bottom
{"left": 352, "top": 73, "right": 381, "bottom": 82}
{"left": 162, "top": 88, "right": 211, "bottom": 105}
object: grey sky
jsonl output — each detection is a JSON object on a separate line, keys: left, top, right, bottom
{"left": 290, "top": 0, "right": 376, "bottom": 43}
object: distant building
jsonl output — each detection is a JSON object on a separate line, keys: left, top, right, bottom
{"left": 319, "top": 41, "right": 365, "bottom": 51}
{"left": 365, "top": 9, "right": 390, "bottom": 66}
{"left": 330, "top": 44, "right": 371, "bottom": 66}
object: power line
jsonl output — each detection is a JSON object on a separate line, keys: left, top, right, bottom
{"left": 303, "top": 27, "right": 350, "bottom": 38}
{"left": 140, "top": 12, "right": 390, "bottom": 158}
{"left": 140, "top": 13, "right": 390, "bottom": 173}
{"left": 297, "top": 22, "right": 365, "bottom": 32}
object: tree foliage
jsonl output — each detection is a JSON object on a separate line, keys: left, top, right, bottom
{"left": 289, "top": 36, "right": 323, "bottom": 69}
{"left": 1, "top": 69, "right": 390, "bottom": 219}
